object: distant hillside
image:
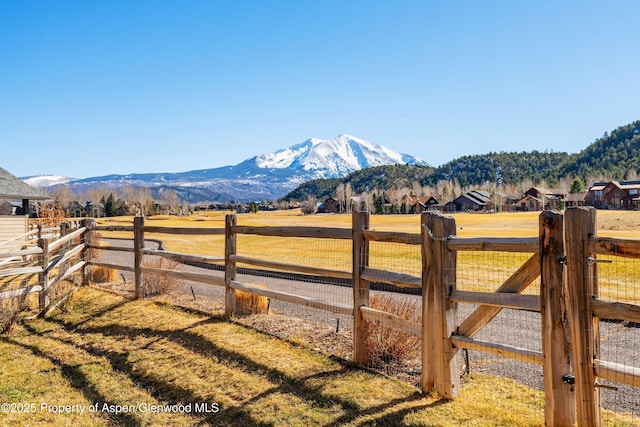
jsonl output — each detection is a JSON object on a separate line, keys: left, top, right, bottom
{"left": 562, "top": 120, "right": 640, "bottom": 180}
{"left": 282, "top": 164, "right": 435, "bottom": 201}
{"left": 282, "top": 119, "right": 640, "bottom": 201}
{"left": 426, "top": 151, "right": 570, "bottom": 188}
{"left": 281, "top": 153, "right": 569, "bottom": 201}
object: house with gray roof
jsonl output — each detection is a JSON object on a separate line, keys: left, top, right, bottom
{"left": 445, "top": 190, "right": 492, "bottom": 212}
{"left": 0, "top": 167, "right": 48, "bottom": 249}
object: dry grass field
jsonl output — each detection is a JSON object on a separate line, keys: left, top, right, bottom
{"left": 0, "top": 286, "right": 549, "bottom": 426}
{"left": 2, "top": 287, "right": 635, "bottom": 426}
{"left": 98, "top": 209, "right": 640, "bottom": 302}
{"left": 100, "top": 208, "right": 640, "bottom": 237}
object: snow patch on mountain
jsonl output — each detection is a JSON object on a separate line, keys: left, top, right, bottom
{"left": 23, "top": 175, "right": 72, "bottom": 188}
{"left": 255, "top": 134, "right": 428, "bottom": 177}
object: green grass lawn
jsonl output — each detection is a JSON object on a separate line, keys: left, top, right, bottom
{"left": 0, "top": 286, "right": 547, "bottom": 426}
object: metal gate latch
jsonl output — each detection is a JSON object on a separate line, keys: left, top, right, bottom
{"left": 586, "top": 256, "right": 613, "bottom": 265}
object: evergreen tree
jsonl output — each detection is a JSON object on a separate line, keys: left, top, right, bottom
{"left": 373, "top": 193, "right": 385, "bottom": 214}
{"left": 103, "top": 193, "right": 117, "bottom": 217}
{"left": 569, "top": 177, "right": 586, "bottom": 194}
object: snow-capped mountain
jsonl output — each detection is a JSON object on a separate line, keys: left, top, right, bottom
{"left": 23, "top": 175, "right": 73, "bottom": 188}
{"left": 256, "top": 134, "right": 427, "bottom": 178}
{"left": 28, "top": 135, "right": 430, "bottom": 202}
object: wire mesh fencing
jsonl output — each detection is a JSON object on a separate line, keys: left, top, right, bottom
{"left": 365, "top": 240, "right": 422, "bottom": 385}
{"left": 364, "top": 291, "right": 422, "bottom": 386}
{"left": 232, "top": 231, "right": 354, "bottom": 358}
{"left": 455, "top": 250, "right": 543, "bottom": 391}
{"left": 592, "top": 252, "right": 640, "bottom": 423}
{"left": 151, "top": 227, "right": 226, "bottom": 304}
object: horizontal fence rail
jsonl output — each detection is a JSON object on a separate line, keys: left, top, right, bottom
{"left": 591, "top": 236, "right": 640, "bottom": 258}
{"left": 232, "top": 225, "right": 351, "bottom": 239}
{"left": 230, "top": 254, "right": 351, "bottom": 280}
{"left": 229, "top": 279, "right": 354, "bottom": 316}
{"left": 445, "top": 236, "right": 539, "bottom": 253}
{"left": 0, "top": 220, "right": 88, "bottom": 317}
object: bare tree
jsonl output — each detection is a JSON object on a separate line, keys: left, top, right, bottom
{"left": 119, "top": 185, "right": 137, "bottom": 206}
{"left": 159, "top": 188, "right": 180, "bottom": 215}
{"left": 80, "top": 186, "right": 114, "bottom": 217}
{"left": 335, "top": 183, "right": 346, "bottom": 213}
{"left": 556, "top": 175, "right": 574, "bottom": 193}
{"left": 138, "top": 187, "right": 154, "bottom": 216}
{"left": 344, "top": 183, "right": 354, "bottom": 213}
{"left": 422, "top": 185, "right": 436, "bottom": 198}
{"left": 51, "top": 185, "right": 75, "bottom": 214}
{"left": 435, "top": 179, "right": 462, "bottom": 203}
{"left": 515, "top": 178, "right": 535, "bottom": 196}
{"left": 412, "top": 181, "right": 423, "bottom": 197}
{"left": 119, "top": 185, "right": 153, "bottom": 216}
{"left": 301, "top": 194, "right": 316, "bottom": 215}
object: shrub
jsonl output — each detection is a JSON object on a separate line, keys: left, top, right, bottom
{"left": 1, "top": 297, "right": 26, "bottom": 333}
{"left": 142, "top": 257, "right": 183, "bottom": 297}
{"left": 47, "top": 279, "right": 77, "bottom": 313}
{"left": 364, "top": 294, "right": 421, "bottom": 367}
{"left": 235, "top": 286, "right": 269, "bottom": 315}
{"left": 90, "top": 266, "right": 118, "bottom": 283}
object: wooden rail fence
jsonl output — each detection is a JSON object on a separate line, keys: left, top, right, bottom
{"left": 3, "top": 207, "right": 639, "bottom": 425}
{"left": 0, "top": 220, "right": 88, "bottom": 316}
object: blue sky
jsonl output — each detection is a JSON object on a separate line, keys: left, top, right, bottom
{"left": 2, "top": 1, "right": 639, "bottom": 178}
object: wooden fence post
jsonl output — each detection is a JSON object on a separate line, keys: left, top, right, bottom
{"left": 81, "top": 218, "right": 96, "bottom": 286}
{"left": 60, "top": 221, "right": 70, "bottom": 277}
{"left": 352, "top": 210, "right": 370, "bottom": 364}
{"left": 133, "top": 216, "right": 144, "bottom": 299}
{"left": 565, "top": 206, "right": 601, "bottom": 426}
{"left": 539, "top": 210, "right": 575, "bottom": 426}
{"left": 225, "top": 214, "right": 237, "bottom": 318}
{"left": 421, "top": 212, "right": 459, "bottom": 398}
{"left": 38, "top": 238, "right": 49, "bottom": 311}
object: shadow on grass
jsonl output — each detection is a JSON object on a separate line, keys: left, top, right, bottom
{"left": 55, "top": 296, "right": 130, "bottom": 330}
{"left": 0, "top": 335, "right": 141, "bottom": 427}
{"left": 13, "top": 294, "right": 448, "bottom": 426}
{"left": 325, "top": 397, "right": 448, "bottom": 427}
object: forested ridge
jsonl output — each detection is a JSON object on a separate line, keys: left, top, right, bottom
{"left": 563, "top": 121, "right": 640, "bottom": 180}
{"left": 427, "top": 151, "right": 570, "bottom": 188}
{"left": 282, "top": 119, "right": 640, "bottom": 201}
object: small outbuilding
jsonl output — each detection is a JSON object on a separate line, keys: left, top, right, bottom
{"left": 317, "top": 197, "right": 341, "bottom": 214}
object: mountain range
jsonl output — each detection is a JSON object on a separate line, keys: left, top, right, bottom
{"left": 23, "top": 119, "right": 640, "bottom": 204}
{"left": 24, "top": 134, "right": 429, "bottom": 203}
{"left": 284, "top": 119, "right": 640, "bottom": 201}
